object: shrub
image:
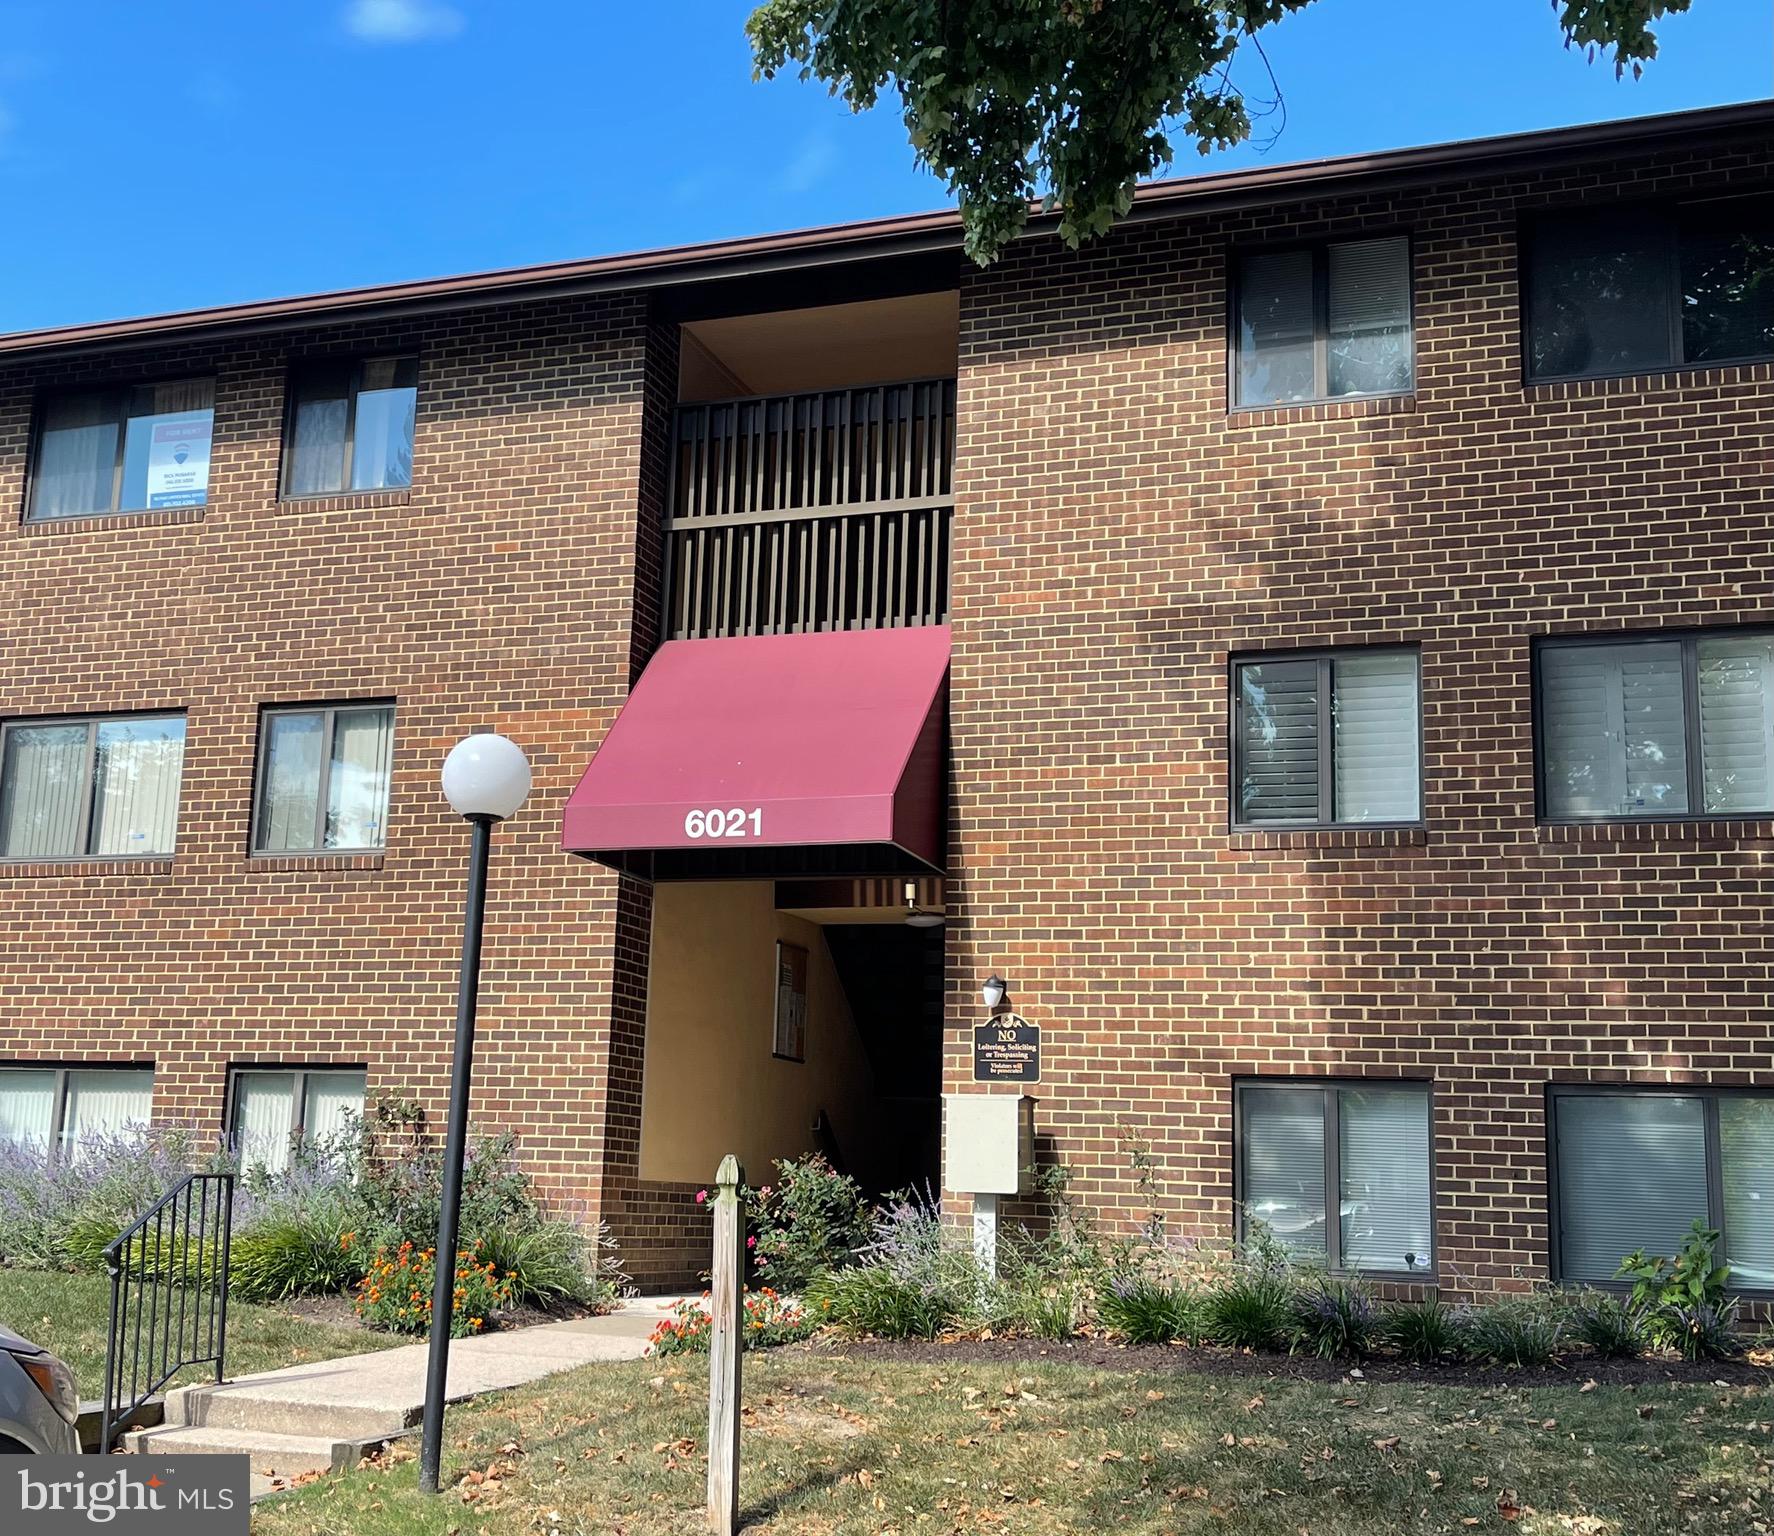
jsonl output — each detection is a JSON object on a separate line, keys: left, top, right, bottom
{"left": 230, "top": 1203, "right": 361, "bottom": 1303}
{"left": 1383, "top": 1296, "right": 1467, "bottom": 1364}
{"left": 646, "top": 1289, "right": 815, "bottom": 1357}
{"left": 1097, "top": 1273, "right": 1196, "bottom": 1345}
{"left": 1289, "top": 1275, "right": 1379, "bottom": 1360}
{"left": 352, "top": 1242, "right": 512, "bottom": 1338}
{"left": 1464, "top": 1296, "right": 1564, "bottom": 1367}
{"left": 1618, "top": 1221, "right": 1740, "bottom": 1360}
{"left": 737, "top": 1155, "right": 872, "bottom": 1290}
{"left": 470, "top": 1219, "right": 603, "bottom": 1309}
{"left": 1570, "top": 1290, "right": 1648, "bottom": 1359}
{"left": 987, "top": 1269, "right": 1090, "bottom": 1340}
{"left": 806, "top": 1263, "right": 961, "bottom": 1339}
{"left": 1204, "top": 1268, "right": 1294, "bottom": 1351}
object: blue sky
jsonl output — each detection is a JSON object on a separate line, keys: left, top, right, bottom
{"left": 0, "top": 0, "right": 1767, "bottom": 333}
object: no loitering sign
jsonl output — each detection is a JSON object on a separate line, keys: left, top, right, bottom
{"left": 973, "top": 1013, "right": 1039, "bottom": 1083}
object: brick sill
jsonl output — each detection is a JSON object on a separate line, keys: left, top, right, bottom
{"left": 0, "top": 858, "right": 174, "bottom": 877}
{"left": 1537, "top": 820, "right": 1774, "bottom": 845}
{"left": 1526, "top": 358, "right": 1774, "bottom": 400}
{"left": 1227, "top": 393, "right": 1416, "bottom": 428}
{"left": 248, "top": 853, "right": 386, "bottom": 872}
{"left": 1228, "top": 827, "right": 1428, "bottom": 851}
{"left": 19, "top": 507, "right": 205, "bottom": 535}
{"left": 274, "top": 490, "right": 413, "bottom": 515}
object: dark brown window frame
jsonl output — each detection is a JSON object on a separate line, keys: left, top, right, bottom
{"left": 278, "top": 354, "right": 419, "bottom": 501}
{"left": 1228, "top": 233, "right": 1416, "bottom": 410}
{"left": 249, "top": 701, "right": 396, "bottom": 856}
{"left": 1521, "top": 192, "right": 1774, "bottom": 385}
{"left": 0, "top": 1062, "right": 156, "bottom": 1152}
{"left": 1545, "top": 1083, "right": 1774, "bottom": 1298}
{"left": 0, "top": 709, "right": 187, "bottom": 862}
{"left": 23, "top": 376, "right": 216, "bottom": 523}
{"left": 224, "top": 1064, "right": 369, "bottom": 1156}
{"left": 1531, "top": 626, "right": 1774, "bottom": 825}
{"left": 1232, "top": 1076, "right": 1437, "bottom": 1279}
{"left": 1228, "top": 645, "right": 1425, "bottom": 832}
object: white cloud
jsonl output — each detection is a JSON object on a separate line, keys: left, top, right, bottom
{"left": 773, "top": 136, "right": 838, "bottom": 196}
{"left": 342, "top": 0, "right": 465, "bottom": 43}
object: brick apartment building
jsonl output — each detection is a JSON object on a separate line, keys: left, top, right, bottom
{"left": 0, "top": 102, "right": 1770, "bottom": 1293}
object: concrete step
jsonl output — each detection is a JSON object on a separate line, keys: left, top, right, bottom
{"left": 123, "top": 1424, "right": 348, "bottom": 1478}
{"left": 164, "top": 1380, "right": 413, "bottom": 1441}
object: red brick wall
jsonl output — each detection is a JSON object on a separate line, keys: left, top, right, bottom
{"left": 947, "top": 137, "right": 1774, "bottom": 1292}
{"left": 0, "top": 297, "right": 667, "bottom": 1250}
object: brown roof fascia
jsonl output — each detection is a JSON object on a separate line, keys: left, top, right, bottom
{"left": 2, "top": 99, "right": 1768, "bottom": 363}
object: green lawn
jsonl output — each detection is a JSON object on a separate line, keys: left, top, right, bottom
{"left": 256, "top": 1348, "right": 1774, "bottom": 1535}
{"left": 0, "top": 1269, "right": 397, "bottom": 1400}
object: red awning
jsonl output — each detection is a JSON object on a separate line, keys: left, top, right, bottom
{"left": 563, "top": 626, "right": 949, "bottom": 879}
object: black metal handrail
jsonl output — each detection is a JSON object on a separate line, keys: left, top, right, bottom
{"left": 100, "top": 1172, "right": 235, "bottom": 1451}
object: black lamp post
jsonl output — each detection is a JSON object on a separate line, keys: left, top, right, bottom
{"left": 418, "top": 732, "right": 532, "bottom": 1495}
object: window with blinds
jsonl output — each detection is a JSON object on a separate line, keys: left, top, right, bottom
{"left": 0, "top": 1066, "right": 154, "bottom": 1154}
{"left": 253, "top": 703, "right": 395, "bottom": 854}
{"left": 1234, "top": 648, "right": 1421, "bottom": 827}
{"left": 29, "top": 378, "right": 215, "bottom": 520}
{"left": 1536, "top": 630, "right": 1774, "bottom": 822}
{"left": 0, "top": 714, "right": 186, "bottom": 860}
{"left": 1526, "top": 196, "right": 1774, "bottom": 380}
{"left": 1235, "top": 236, "right": 1413, "bottom": 407}
{"left": 1552, "top": 1089, "right": 1774, "bottom": 1290}
{"left": 229, "top": 1068, "right": 368, "bottom": 1173}
{"left": 283, "top": 356, "right": 418, "bottom": 497}
{"left": 1237, "top": 1080, "right": 1434, "bottom": 1275}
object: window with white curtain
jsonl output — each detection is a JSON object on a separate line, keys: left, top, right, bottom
{"left": 1536, "top": 630, "right": 1774, "bottom": 821}
{"left": 0, "top": 1066, "right": 153, "bottom": 1151}
{"left": 229, "top": 1068, "right": 367, "bottom": 1173}
{"left": 253, "top": 704, "right": 395, "bottom": 853}
{"left": 0, "top": 714, "right": 186, "bottom": 859}
{"left": 1237, "top": 1080, "right": 1434, "bottom": 1275}
{"left": 1552, "top": 1089, "right": 1774, "bottom": 1290}
{"left": 1234, "top": 648, "right": 1421, "bottom": 827}
{"left": 1235, "top": 236, "right": 1413, "bottom": 407}
{"left": 28, "top": 379, "right": 215, "bottom": 520}
{"left": 282, "top": 356, "right": 418, "bottom": 497}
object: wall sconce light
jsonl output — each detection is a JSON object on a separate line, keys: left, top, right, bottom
{"left": 981, "top": 973, "right": 1008, "bottom": 1011}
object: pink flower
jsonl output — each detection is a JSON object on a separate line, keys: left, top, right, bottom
{"left": 695, "top": 1190, "right": 708, "bottom": 1204}
{"left": 746, "top": 1235, "right": 757, "bottom": 1249}
{"left": 760, "top": 1187, "right": 773, "bottom": 1198}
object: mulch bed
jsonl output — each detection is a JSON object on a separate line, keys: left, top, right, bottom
{"left": 800, "top": 1334, "right": 1774, "bottom": 1389}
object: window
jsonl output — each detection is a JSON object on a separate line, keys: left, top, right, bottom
{"left": 1551, "top": 1088, "right": 1774, "bottom": 1290}
{"left": 1232, "top": 648, "right": 1421, "bottom": 827}
{"left": 1234, "top": 236, "right": 1413, "bottom": 407}
{"left": 283, "top": 356, "right": 418, "bottom": 497}
{"left": 1535, "top": 629, "right": 1774, "bottom": 821}
{"left": 1236, "top": 1080, "right": 1434, "bottom": 1274}
{"left": 27, "top": 379, "right": 214, "bottom": 521}
{"left": 0, "top": 713, "right": 186, "bottom": 859}
{"left": 0, "top": 1066, "right": 154, "bottom": 1152}
{"left": 229, "top": 1068, "right": 367, "bottom": 1173}
{"left": 1525, "top": 197, "right": 1774, "bottom": 380}
{"left": 253, "top": 704, "right": 395, "bottom": 854}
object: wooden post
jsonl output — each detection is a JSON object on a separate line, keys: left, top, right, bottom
{"left": 707, "top": 1154, "right": 745, "bottom": 1535}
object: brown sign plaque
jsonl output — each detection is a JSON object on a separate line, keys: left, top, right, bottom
{"left": 973, "top": 1013, "right": 1039, "bottom": 1083}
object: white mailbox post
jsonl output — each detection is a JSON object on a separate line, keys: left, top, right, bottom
{"left": 942, "top": 1093, "right": 1034, "bottom": 1277}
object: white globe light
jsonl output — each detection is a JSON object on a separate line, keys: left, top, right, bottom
{"left": 441, "top": 733, "right": 532, "bottom": 821}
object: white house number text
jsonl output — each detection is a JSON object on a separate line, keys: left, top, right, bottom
{"left": 682, "top": 808, "right": 763, "bottom": 839}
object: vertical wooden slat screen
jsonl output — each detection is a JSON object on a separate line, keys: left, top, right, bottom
{"left": 665, "top": 378, "right": 956, "bottom": 640}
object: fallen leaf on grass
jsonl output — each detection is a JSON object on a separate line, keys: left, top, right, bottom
{"left": 1372, "top": 1437, "right": 1400, "bottom": 1453}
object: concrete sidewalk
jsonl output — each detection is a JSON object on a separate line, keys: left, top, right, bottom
{"left": 127, "top": 1299, "right": 683, "bottom": 1489}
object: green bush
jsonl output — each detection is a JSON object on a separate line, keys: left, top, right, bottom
{"left": 1570, "top": 1290, "right": 1648, "bottom": 1359}
{"left": 1464, "top": 1296, "right": 1564, "bottom": 1367}
{"left": 1204, "top": 1268, "right": 1294, "bottom": 1351}
{"left": 739, "top": 1155, "right": 872, "bottom": 1291}
{"left": 352, "top": 1242, "right": 512, "bottom": 1338}
{"left": 230, "top": 1204, "right": 361, "bottom": 1303}
{"left": 807, "top": 1263, "right": 964, "bottom": 1339}
{"left": 1289, "top": 1274, "right": 1379, "bottom": 1360}
{"left": 1097, "top": 1273, "right": 1196, "bottom": 1345}
{"left": 1618, "top": 1221, "right": 1740, "bottom": 1360}
{"left": 1382, "top": 1296, "right": 1466, "bottom": 1364}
